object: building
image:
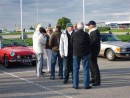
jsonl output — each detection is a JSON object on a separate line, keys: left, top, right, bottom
{"left": 105, "top": 21, "right": 130, "bottom": 29}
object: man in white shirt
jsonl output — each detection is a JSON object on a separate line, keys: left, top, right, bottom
{"left": 33, "top": 26, "right": 47, "bottom": 77}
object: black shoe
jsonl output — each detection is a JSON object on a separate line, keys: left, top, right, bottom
{"left": 84, "top": 86, "right": 92, "bottom": 89}
{"left": 72, "top": 86, "right": 78, "bottom": 89}
{"left": 36, "top": 71, "right": 45, "bottom": 73}
{"left": 50, "top": 76, "right": 55, "bottom": 80}
{"left": 90, "top": 79, "right": 95, "bottom": 83}
{"left": 63, "top": 80, "right": 68, "bottom": 84}
{"left": 42, "top": 71, "right": 45, "bottom": 73}
{"left": 92, "top": 83, "right": 100, "bottom": 86}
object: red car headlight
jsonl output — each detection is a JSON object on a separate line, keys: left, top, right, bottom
{"left": 10, "top": 51, "right": 15, "bottom": 57}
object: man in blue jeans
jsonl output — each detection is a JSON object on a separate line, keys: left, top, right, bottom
{"left": 72, "top": 22, "right": 91, "bottom": 89}
{"left": 49, "top": 25, "right": 63, "bottom": 79}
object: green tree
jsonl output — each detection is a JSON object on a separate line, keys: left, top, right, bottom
{"left": 57, "top": 17, "right": 71, "bottom": 29}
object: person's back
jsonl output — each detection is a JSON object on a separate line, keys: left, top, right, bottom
{"left": 37, "top": 33, "right": 46, "bottom": 53}
{"left": 72, "top": 22, "right": 91, "bottom": 89}
{"left": 33, "top": 26, "right": 47, "bottom": 77}
{"left": 33, "top": 24, "right": 42, "bottom": 53}
{"left": 72, "top": 29, "right": 90, "bottom": 57}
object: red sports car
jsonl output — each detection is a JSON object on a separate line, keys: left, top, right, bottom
{"left": 0, "top": 38, "right": 36, "bottom": 67}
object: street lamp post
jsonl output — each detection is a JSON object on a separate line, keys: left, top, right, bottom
{"left": 36, "top": 0, "right": 39, "bottom": 24}
{"left": 83, "top": 0, "right": 85, "bottom": 31}
{"left": 20, "top": 0, "right": 23, "bottom": 39}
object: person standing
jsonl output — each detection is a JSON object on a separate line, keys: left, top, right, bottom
{"left": 86, "top": 20, "right": 101, "bottom": 86}
{"left": 45, "top": 27, "right": 53, "bottom": 73}
{"left": 72, "top": 22, "right": 91, "bottom": 89}
{"left": 33, "top": 26, "right": 47, "bottom": 77}
{"left": 73, "top": 23, "right": 77, "bottom": 32}
{"left": 59, "top": 23, "right": 74, "bottom": 84}
{"left": 49, "top": 25, "right": 63, "bottom": 79}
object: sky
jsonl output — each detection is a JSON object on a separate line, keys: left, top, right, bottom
{"left": 0, "top": 0, "right": 130, "bottom": 30}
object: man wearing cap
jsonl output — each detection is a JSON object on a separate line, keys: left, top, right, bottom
{"left": 86, "top": 20, "right": 101, "bottom": 86}
{"left": 59, "top": 23, "right": 74, "bottom": 84}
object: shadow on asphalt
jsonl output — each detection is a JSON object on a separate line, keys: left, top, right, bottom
{"left": 98, "top": 68, "right": 130, "bottom": 88}
{"left": 98, "top": 57, "right": 130, "bottom": 61}
{"left": 72, "top": 68, "right": 130, "bottom": 90}
{"left": 1, "top": 58, "right": 130, "bottom": 91}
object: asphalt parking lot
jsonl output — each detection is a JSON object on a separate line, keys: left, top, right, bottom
{"left": 0, "top": 57, "right": 130, "bottom": 98}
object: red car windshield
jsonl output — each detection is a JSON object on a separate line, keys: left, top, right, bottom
{"left": 1, "top": 39, "right": 27, "bottom": 47}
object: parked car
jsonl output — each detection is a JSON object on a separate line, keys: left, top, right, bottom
{"left": 99, "top": 33, "right": 130, "bottom": 61}
{"left": 0, "top": 38, "right": 36, "bottom": 67}
{"left": 0, "top": 30, "right": 2, "bottom": 33}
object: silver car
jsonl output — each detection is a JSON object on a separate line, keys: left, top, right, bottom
{"left": 99, "top": 33, "right": 130, "bottom": 61}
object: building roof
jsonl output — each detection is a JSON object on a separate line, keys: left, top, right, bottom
{"left": 105, "top": 21, "right": 130, "bottom": 24}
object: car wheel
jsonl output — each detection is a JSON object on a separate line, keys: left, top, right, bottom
{"left": 32, "top": 61, "right": 36, "bottom": 66}
{"left": 106, "top": 49, "right": 116, "bottom": 61}
{"left": 4, "top": 55, "right": 11, "bottom": 68}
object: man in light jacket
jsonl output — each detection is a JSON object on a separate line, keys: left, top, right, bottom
{"left": 33, "top": 26, "right": 47, "bottom": 77}
{"left": 59, "top": 23, "right": 74, "bottom": 84}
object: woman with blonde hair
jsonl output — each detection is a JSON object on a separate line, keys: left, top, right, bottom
{"left": 45, "top": 27, "right": 53, "bottom": 73}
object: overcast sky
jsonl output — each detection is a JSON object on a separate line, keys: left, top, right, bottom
{"left": 0, "top": 0, "right": 130, "bottom": 30}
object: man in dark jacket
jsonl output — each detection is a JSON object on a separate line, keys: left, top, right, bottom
{"left": 86, "top": 20, "right": 101, "bottom": 86}
{"left": 49, "top": 25, "right": 63, "bottom": 80}
{"left": 72, "top": 22, "right": 91, "bottom": 89}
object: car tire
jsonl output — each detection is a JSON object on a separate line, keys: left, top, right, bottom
{"left": 4, "top": 55, "right": 11, "bottom": 68}
{"left": 106, "top": 49, "right": 116, "bottom": 61}
{"left": 32, "top": 61, "right": 36, "bottom": 66}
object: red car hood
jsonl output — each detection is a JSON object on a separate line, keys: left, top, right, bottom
{"left": 3, "top": 46, "right": 34, "bottom": 55}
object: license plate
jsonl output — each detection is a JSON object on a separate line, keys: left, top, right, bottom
{"left": 23, "top": 59, "right": 31, "bottom": 62}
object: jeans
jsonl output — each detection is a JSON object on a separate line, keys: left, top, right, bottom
{"left": 36, "top": 53, "right": 44, "bottom": 77}
{"left": 73, "top": 55, "right": 90, "bottom": 88}
{"left": 51, "top": 51, "right": 63, "bottom": 78}
{"left": 45, "top": 49, "right": 52, "bottom": 72}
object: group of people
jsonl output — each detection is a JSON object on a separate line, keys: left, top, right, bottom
{"left": 32, "top": 20, "right": 101, "bottom": 89}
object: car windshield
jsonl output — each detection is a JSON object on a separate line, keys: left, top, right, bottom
{"left": 100, "top": 34, "right": 120, "bottom": 42}
{"left": 1, "top": 39, "right": 27, "bottom": 47}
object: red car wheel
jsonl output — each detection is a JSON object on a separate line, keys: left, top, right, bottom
{"left": 4, "top": 55, "right": 11, "bottom": 68}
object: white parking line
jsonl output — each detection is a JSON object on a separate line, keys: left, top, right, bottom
{"left": 0, "top": 71, "right": 35, "bottom": 76}
{"left": 1, "top": 71, "right": 73, "bottom": 98}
